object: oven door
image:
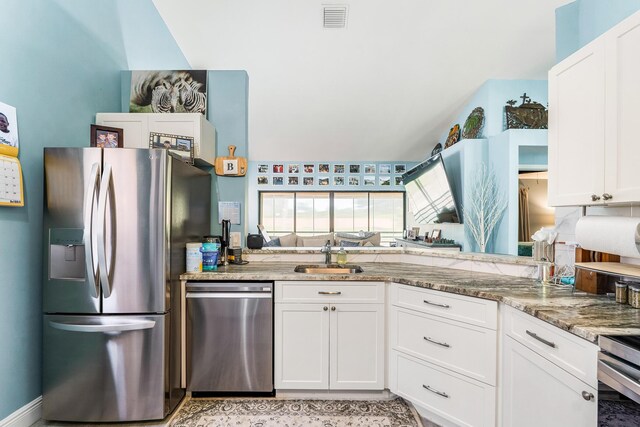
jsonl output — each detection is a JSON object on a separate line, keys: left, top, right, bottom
{"left": 598, "top": 352, "right": 640, "bottom": 404}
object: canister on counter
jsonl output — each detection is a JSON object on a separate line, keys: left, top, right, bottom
{"left": 629, "top": 285, "right": 640, "bottom": 308}
{"left": 615, "top": 281, "right": 628, "bottom": 304}
{"left": 186, "top": 242, "right": 203, "bottom": 272}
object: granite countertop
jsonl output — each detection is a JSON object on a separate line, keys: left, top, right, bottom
{"left": 181, "top": 262, "right": 640, "bottom": 344}
{"left": 242, "top": 247, "right": 539, "bottom": 266}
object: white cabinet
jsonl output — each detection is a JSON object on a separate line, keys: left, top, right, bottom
{"left": 388, "top": 283, "right": 498, "bottom": 426}
{"left": 548, "top": 10, "right": 640, "bottom": 206}
{"left": 502, "top": 337, "right": 597, "bottom": 427}
{"left": 274, "top": 303, "right": 329, "bottom": 389}
{"left": 500, "top": 305, "right": 598, "bottom": 427}
{"left": 603, "top": 14, "right": 640, "bottom": 203}
{"left": 95, "top": 113, "right": 216, "bottom": 165}
{"left": 274, "top": 281, "right": 384, "bottom": 390}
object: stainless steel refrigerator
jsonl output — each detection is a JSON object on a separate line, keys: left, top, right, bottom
{"left": 42, "top": 148, "right": 211, "bottom": 422}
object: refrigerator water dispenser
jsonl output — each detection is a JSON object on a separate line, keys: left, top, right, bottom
{"left": 49, "top": 228, "right": 85, "bottom": 280}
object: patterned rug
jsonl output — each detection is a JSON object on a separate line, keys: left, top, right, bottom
{"left": 171, "top": 398, "right": 421, "bottom": 427}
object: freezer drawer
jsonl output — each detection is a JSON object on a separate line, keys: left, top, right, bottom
{"left": 43, "top": 314, "right": 168, "bottom": 422}
{"left": 187, "top": 282, "right": 273, "bottom": 392}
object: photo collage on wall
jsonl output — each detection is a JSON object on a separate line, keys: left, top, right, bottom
{"left": 255, "top": 162, "right": 410, "bottom": 189}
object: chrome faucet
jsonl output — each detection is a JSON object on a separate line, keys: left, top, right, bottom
{"left": 321, "top": 240, "right": 332, "bottom": 264}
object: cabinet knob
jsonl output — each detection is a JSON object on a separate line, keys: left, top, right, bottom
{"left": 591, "top": 194, "right": 601, "bottom": 202}
{"left": 331, "top": 306, "right": 336, "bottom": 311}
{"left": 602, "top": 193, "right": 613, "bottom": 201}
{"left": 323, "top": 306, "right": 328, "bottom": 311}
{"left": 582, "top": 391, "right": 594, "bottom": 401}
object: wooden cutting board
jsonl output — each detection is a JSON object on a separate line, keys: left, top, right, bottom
{"left": 214, "top": 145, "right": 247, "bottom": 176}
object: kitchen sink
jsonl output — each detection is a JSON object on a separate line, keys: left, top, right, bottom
{"left": 294, "top": 264, "right": 364, "bottom": 274}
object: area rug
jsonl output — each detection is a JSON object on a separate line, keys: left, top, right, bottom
{"left": 171, "top": 397, "right": 421, "bottom": 427}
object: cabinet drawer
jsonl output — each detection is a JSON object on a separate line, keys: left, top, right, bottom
{"left": 502, "top": 305, "right": 599, "bottom": 388}
{"left": 275, "top": 281, "right": 384, "bottom": 303}
{"left": 391, "top": 283, "right": 497, "bottom": 329}
{"left": 391, "top": 307, "right": 496, "bottom": 385}
{"left": 392, "top": 352, "right": 496, "bottom": 427}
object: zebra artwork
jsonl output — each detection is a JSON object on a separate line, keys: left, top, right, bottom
{"left": 129, "top": 70, "right": 208, "bottom": 115}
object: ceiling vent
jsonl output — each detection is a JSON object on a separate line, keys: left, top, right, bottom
{"left": 323, "top": 5, "right": 348, "bottom": 29}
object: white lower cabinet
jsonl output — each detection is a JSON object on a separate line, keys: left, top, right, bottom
{"left": 275, "top": 303, "right": 330, "bottom": 389}
{"left": 502, "top": 336, "right": 597, "bottom": 427}
{"left": 389, "top": 283, "right": 498, "bottom": 427}
{"left": 391, "top": 352, "right": 496, "bottom": 427}
{"left": 274, "top": 281, "right": 384, "bottom": 390}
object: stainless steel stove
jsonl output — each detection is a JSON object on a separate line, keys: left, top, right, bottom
{"left": 599, "top": 335, "right": 640, "bottom": 404}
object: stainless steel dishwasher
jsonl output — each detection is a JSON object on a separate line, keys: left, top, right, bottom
{"left": 186, "top": 281, "right": 273, "bottom": 393}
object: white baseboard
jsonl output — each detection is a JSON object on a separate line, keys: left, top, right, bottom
{"left": 0, "top": 396, "right": 42, "bottom": 427}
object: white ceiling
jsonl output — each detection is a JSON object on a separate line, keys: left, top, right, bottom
{"left": 153, "top": 0, "right": 570, "bottom": 161}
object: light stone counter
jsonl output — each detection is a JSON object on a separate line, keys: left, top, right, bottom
{"left": 182, "top": 261, "right": 640, "bottom": 344}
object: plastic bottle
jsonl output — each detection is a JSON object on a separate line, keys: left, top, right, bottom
{"left": 336, "top": 246, "right": 347, "bottom": 266}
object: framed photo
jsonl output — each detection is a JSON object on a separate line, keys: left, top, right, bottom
{"left": 149, "top": 132, "right": 193, "bottom": 164}
{"left": 349, "top": 176, "right": 360, "bottom": 186}
{"left": 395, "top": 164, "right": 406, "bottom": 174}
{"left": 364, "top": 164, "right": 376, "bottom": 174}
{"left": 334, "top": 176, "right": 344, "bottom": 185}
{"left": 395, "top": 176, "right": 403, "bottom": 185}
{"left": 288, "top": 164, "right": 299, "bottom": 174}
{"left": 273, "top": 164, "right": 284, "bottom": 173}
{"left": 379, "top": 164, "right": 391, "bottom": 174}
{"left": 431, "top": 229, "right": 441, "bottom": 239}
{"left": 407, "top": 229, "right": 416, "bottom": 240}
{"left": 318, "top": 177, "right": 330, "bottom": 186}
{"left": 349, "top": 164, "right": 360, "bottom": 174}
{"left": 257, "top": 164, "right": 268, "bottom": 173}
{"left": 304, "top": 164, "right": 315, "bottom": 173}
{"left": 257, "top": 176, "right": 268, "bottom": 185}
{"left": 319, "top": 163, "right": 330, "bottom": 173}
{"left": 379, "top": 176, "right": 391, "bottom": 186}
{"left": 334, "top": 164, "right": 345, "bottom": 174}
{"left": 364, "top": 176, "right": 375, "bottom": 186}
{"left": 273, "top": 176, "right": 284, "bottom": 185}
{"left": 303, "top": 177, "right": 314, "bottom": 185}
{"left": 91, "top": 124, "right": 123, "bottom": 148}
{"left": 288, "top": 176, "right": 299, "bottom": 185}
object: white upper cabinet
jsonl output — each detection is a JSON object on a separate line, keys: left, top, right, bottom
{"left": 604, "top": 15, "right": 640, "bottom": 203}
{"left": 549, "top": 11, "right": 640, "bottom": 206}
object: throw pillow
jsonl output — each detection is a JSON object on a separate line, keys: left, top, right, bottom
{"left": 278, "top": 233, "right": 298, "bottom": 247}
{"left": 264, "top": 238, "right": 281, "bottom": 247}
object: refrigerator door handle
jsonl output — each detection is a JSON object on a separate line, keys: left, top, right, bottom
{"left": 97, "top": 163, "right": 113, "bottom": 298}
{"left": 49, "top": 319, "right": 156, "bottom": 333}
{"left": 83, "top": 162, "right": 101, "bottom": 298}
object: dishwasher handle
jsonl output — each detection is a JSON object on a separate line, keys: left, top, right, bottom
{"left": 186, "top": 292, "right": 272, "bottom": 299}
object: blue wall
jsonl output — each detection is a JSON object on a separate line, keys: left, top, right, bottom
{"left": 0, "top": 0, "right": 187, "bottom": 420}
{"left": 556, "top": 0, "right": 640, "bottom": 61}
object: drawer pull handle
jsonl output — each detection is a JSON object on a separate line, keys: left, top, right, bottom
{"left": 423, "top": 336, "right": 451, "bottom": 348}
{"left": 422, "top": 384, "right": 449, "bottom": 398}
{"left": 582, "top": 391, "right": 594, "bottom": 401}
{"left": 423, "top": 299, "right": 450, "bottom": 308}
{"left": 318, "top": 291, "right": 342, "bottom": 295}
{"left": 526, "top": 330, "right": 556, "bottom": 348}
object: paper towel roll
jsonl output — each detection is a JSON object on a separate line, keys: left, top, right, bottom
{"left": 575, "top": 216, "right": 640, "bottom": 257}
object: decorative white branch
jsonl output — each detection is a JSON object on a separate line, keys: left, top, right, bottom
{"left": 463, "top": 163, "right": 507, "bottom": 253}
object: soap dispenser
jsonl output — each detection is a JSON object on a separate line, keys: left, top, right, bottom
{"left": 336, "top": 246, "right": 347, "bottom": 265}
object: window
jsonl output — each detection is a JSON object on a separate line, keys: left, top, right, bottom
{"left": 259, "top": 191, "right": 405, "bottom": 245}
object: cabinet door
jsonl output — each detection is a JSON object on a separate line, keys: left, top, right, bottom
{"left": 274, "top": 303, "right": 329, "bottom": 389}
{"left": 548, "top": 39, "right": 606, "bottom": 206}
{"left": 329, "top": 303, "right": 384, "bottom": 390}
{"left": 502, "top": 337, "right": 597, "bottom": 427}
{"left": 604, "top": 14, "right": 640, "bottom": 203}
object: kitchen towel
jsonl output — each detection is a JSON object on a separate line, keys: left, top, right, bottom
{"left": 575, "top": 216, "right": 640, "bottom": 258}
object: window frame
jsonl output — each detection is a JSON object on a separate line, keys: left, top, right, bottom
{"left": 258, "top": 190, "right": 406, "bottom": 236}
